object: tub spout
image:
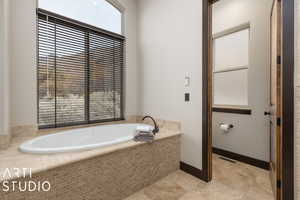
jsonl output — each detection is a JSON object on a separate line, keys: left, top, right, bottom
{"left": 142, "top": 116, "right": 159, "bottom": 134}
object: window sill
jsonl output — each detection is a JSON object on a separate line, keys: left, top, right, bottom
{"left": 38, "top": 118, "right": 126, "bottom": 131}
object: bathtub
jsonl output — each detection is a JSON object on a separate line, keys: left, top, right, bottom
{"left": 19, "top": 123, "right": 153, "bottom": 154}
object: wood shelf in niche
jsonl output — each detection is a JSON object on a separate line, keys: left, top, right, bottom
{"left": 212, "top": 106, "right": 252, "bottom": 115}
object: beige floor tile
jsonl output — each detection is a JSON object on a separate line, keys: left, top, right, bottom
{"left": 125, "top": 154, "right": 274, "bottom": 200}
{"left": 123, "top": 192, "right": 151, "bottom": 200}
{"left": 142, "top": 179, "right": 186, "bottom": 200}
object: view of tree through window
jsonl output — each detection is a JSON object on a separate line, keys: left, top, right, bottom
{"left": 37, "top": 1, "right": 124, "bottom": 128}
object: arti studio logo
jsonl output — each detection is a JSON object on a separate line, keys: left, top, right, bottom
{"left": 1, "top": 168, "right": 51, "bottom": 192}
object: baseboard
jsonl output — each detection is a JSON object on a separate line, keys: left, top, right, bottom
{"left": 213, "top": 147, "right": 270, "bottom": 170}
{"left": 180, "top": 162, "right": 205, "bottom": 181}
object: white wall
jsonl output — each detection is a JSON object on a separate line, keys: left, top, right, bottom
{"left": 212, "top": 0, "right": 273, "bottom": 161}
{"left": 117, "top": 0, "right": 139, "bottom": 117}
{"left": 0, "top": 0, "right": 3, "bottom": 135}
{"left": 7, "top": 0, "right": 139, "bottom": 130}
{"left": 0, "top": 0, "right": 11, "bottom": 135}
{"left": 137, "top": 0, "right": 203, "bottom": 169}
{"left": 9, "top": 0, "right": 37, "bottom": 127}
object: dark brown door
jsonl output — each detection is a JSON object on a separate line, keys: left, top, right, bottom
{"left": 269, "top": 0, "right": 282, "bottom": 199}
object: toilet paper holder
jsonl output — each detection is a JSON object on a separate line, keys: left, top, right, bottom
{"left": 219, "top": 123, "right": 234, "bottom": 132}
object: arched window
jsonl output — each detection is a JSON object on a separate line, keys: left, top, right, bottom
{"left": 37, "top": 0, "right": 124, "bottom": 128}
{"left": 39, "top": 0, "right": 122, "bottom": 34}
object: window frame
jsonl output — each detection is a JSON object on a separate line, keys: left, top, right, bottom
{"left": 37, "top": 8, "right": 125, "bottom": 129}
{"left": 212, "top": 23, "right": 250, "bottom": 108}
{"left": 37, "top": 0, "right": 125, "bottom": 35}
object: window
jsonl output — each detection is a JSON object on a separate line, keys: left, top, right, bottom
{"left": 213, "top": 24, "right": 250, "bottom": 107}
{"left": 37, "top": 9, "right": 124, "bottom": 128}
{"left": 38, "top": 0, "right": 122, "bottom": 34}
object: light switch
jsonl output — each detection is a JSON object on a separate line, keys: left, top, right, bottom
{"left": 185, "top": 93, "right": 190, "bottom": 102}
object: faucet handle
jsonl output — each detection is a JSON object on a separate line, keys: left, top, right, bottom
{"left": 142, "top": 116, "right": 159, "bottom": 134}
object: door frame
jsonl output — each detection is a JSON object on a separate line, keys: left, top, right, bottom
{"left": 202, "top": 0, "right": 294, "bottom": 199}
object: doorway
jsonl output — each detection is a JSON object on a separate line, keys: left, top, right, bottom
{"left": 202, "top": 0, "right": 294, "bottom": 200}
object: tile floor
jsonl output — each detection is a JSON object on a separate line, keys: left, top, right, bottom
{"left": 125, "top": 154, "right": 274, "bottom": 200}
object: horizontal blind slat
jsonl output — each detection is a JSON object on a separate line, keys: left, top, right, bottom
{"left": 38, "top": 12, "right": 124, "bottom": 128}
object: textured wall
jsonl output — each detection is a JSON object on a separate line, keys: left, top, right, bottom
{"left": 295, "top": 0, "right": 300, "bottom": 198}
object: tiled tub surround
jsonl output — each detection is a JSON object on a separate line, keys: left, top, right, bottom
{"left": 0, "top": 119, "right": 181, "bottom": 200}
{"left": 0, "top": 125, "right": 37, "bottom": 150}
{"left": 0, "top": 135, "right": 10, "bottom": 150}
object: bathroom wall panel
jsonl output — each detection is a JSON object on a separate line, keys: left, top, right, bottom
{"left": 9, "top": 0, "right": 37, "bottom": 127}
{"left": 117, "top": 0, "right": 139, "bottom": 117}
{"left": 212, "top": 112, "right": 269, "bottom": 161}
{"left": 137, "top": 0, "right": 203, "bottom": 169}
{"left": 0, "top": 0, "right": 11, "bottom": 138}
{"left": 0, "top": 0, "right": 3, "bottom": 135}
{"left": 212, "top": 0, "right": 273, "bottom": 162}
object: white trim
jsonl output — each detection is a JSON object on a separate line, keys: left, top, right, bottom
{"left": 37, "top": 0, "right": 125, "bottom": 36}
{"left": 105, "top": 0, "right": 125, "bottom": 36}
{"left": 213, "top": 66, "right": 248, "bottom": 74}
{"left": 213, "top": 22, "right": 250, "bottom": 39}
{"left": 106, "top": 0, "right": 125, "bottom": 12}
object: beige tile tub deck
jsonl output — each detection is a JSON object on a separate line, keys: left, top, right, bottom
{"left": 0, "top": 126, "right": 180, "bottom": 182}
{"left": 0, "top": 122, "right": 181, "bottom": 200}
{"left": 0, "top": 135, "right": 10, "bottom": 150}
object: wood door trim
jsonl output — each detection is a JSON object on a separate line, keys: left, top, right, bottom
{"left": 202, "top": 0, "right": 212, "bottom": 182}
{"left": 270, "top": 1, "right": 283, "bottom": 199}
{"left": 281, "top": 0, "right": 294, "bottom": 199}
{"left": 202, "top": 0, "right": 294, "bottom": 199}
{"left": 277, "top": 1, "right": 282, "bottom": 198}
{"left": 180, "top": 162, "right": 205, "bottom": 179}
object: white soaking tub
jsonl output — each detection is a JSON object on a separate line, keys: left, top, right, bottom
{"left": 19, "top": 123, "right": 153, "bottom": 154}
